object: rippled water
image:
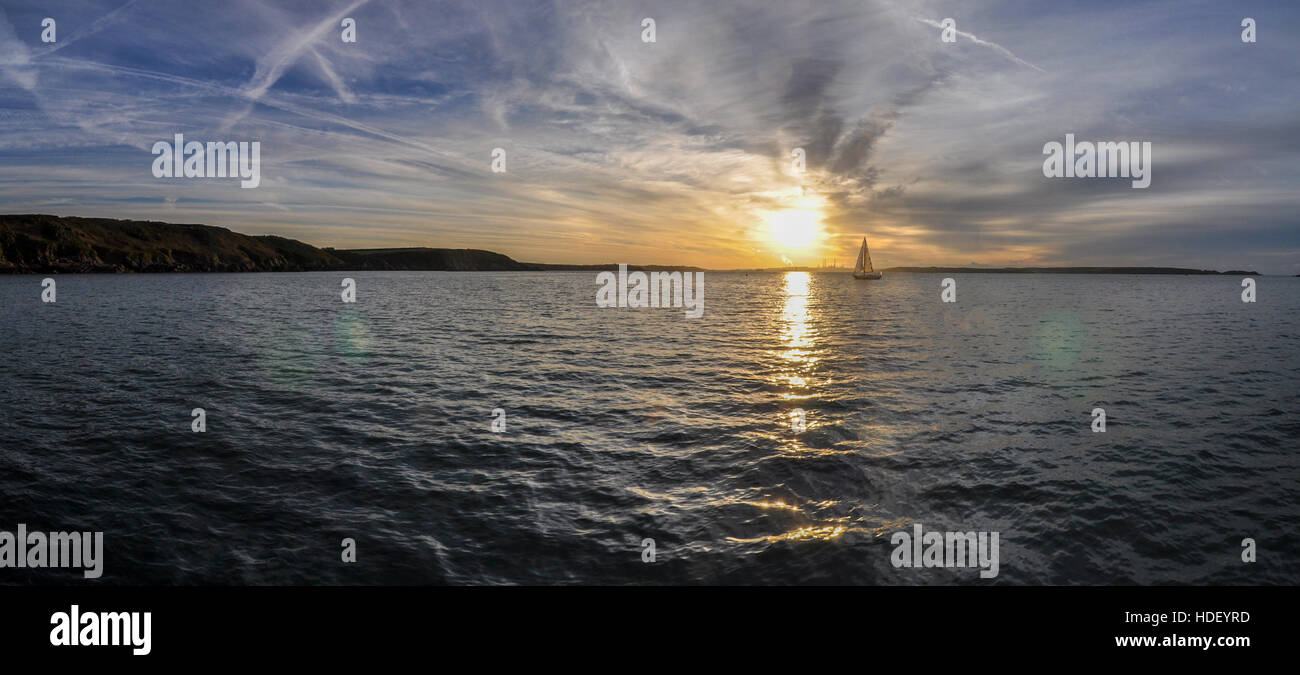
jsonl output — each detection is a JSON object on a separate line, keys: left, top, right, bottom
{"left": 1, "top": 271, "right": 1296, "bottom": 584}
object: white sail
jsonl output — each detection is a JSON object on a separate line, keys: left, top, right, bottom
{"left": 852, "top": 236, "right": 882, "bottom": 279}
{"left": 855, "top": 238, "right": 873, "bottom": 274}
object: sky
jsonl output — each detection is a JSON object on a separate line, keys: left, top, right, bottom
{"left": 0, "top": 0, "right": 1297, "bottom": 271}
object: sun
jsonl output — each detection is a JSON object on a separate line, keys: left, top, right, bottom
{"left": 766, "top": 201, "right": 824, "bottom": 250}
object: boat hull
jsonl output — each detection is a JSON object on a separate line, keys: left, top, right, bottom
{"left": 853, "top": 272, "right": 883, "bottom": 280}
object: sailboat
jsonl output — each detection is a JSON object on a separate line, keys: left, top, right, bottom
{"left": 853, "top": 237, "right": 883, "bottom": 280}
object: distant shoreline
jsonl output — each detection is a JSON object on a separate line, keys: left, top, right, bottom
{"left": 877, "top": 266, "right": 1260, "bottom": 275}
{"left": 0, "top": 214, "right": 1262, "bottom": 276}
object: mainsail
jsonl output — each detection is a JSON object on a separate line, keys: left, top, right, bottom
{"left": 855, "top": 237, "right": 874, "bottom": 274}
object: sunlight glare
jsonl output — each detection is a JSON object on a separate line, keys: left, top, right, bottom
{"left": 766, "top": 199, "right": 824, "bottom": 250}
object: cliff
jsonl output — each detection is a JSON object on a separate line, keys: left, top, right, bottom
{"left": 0, "top": 215, "right": 533, "bottom": 273}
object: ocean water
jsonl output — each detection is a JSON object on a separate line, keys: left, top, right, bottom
{"left": 0, "top": 271, "right": 1296, "bottom": 585}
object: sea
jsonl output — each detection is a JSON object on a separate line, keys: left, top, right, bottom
{"left": 1, "top": 271, "right": 1296, "bottom": 584}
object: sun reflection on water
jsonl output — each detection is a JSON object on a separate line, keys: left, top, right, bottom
{"left": 735, "top": 271, "right": 867, "bottom": 546}
{"left": 778, "top": 271, "right": 818, "bottom": 398}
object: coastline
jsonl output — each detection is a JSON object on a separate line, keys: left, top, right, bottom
{"left": 0, "top": 214, "right": 1260, "bottom": 276}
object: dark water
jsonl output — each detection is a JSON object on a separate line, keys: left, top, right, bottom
{"left": 1, "top": 271, "right": 1296, "bottom": 584}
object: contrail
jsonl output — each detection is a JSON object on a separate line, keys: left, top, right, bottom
{"left": 241, "top": 0, "right": 371, "bottom": 102}
{"left": 34, "top": 0, "right": 140, "bottom": 57}
{"left": 914, "top": 17, "right": 1046, "bottom": 73}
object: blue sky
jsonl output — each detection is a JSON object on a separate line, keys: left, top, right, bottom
{"left": 1, "top": 0, "right": 1297, "bottom": 271}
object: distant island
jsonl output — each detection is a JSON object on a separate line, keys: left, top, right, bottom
{"left": 732, "top": 265, "right": 1259, "bottom": 275}
{"left": 0, "top": 215, "right": 1259, "bottom": 275}
{"left": 879, "top": 266, "right": 1260, "bottom": 275}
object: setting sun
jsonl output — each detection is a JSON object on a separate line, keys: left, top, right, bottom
{"left": 766, "top": 197, "right": 826, "bottom": 250}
